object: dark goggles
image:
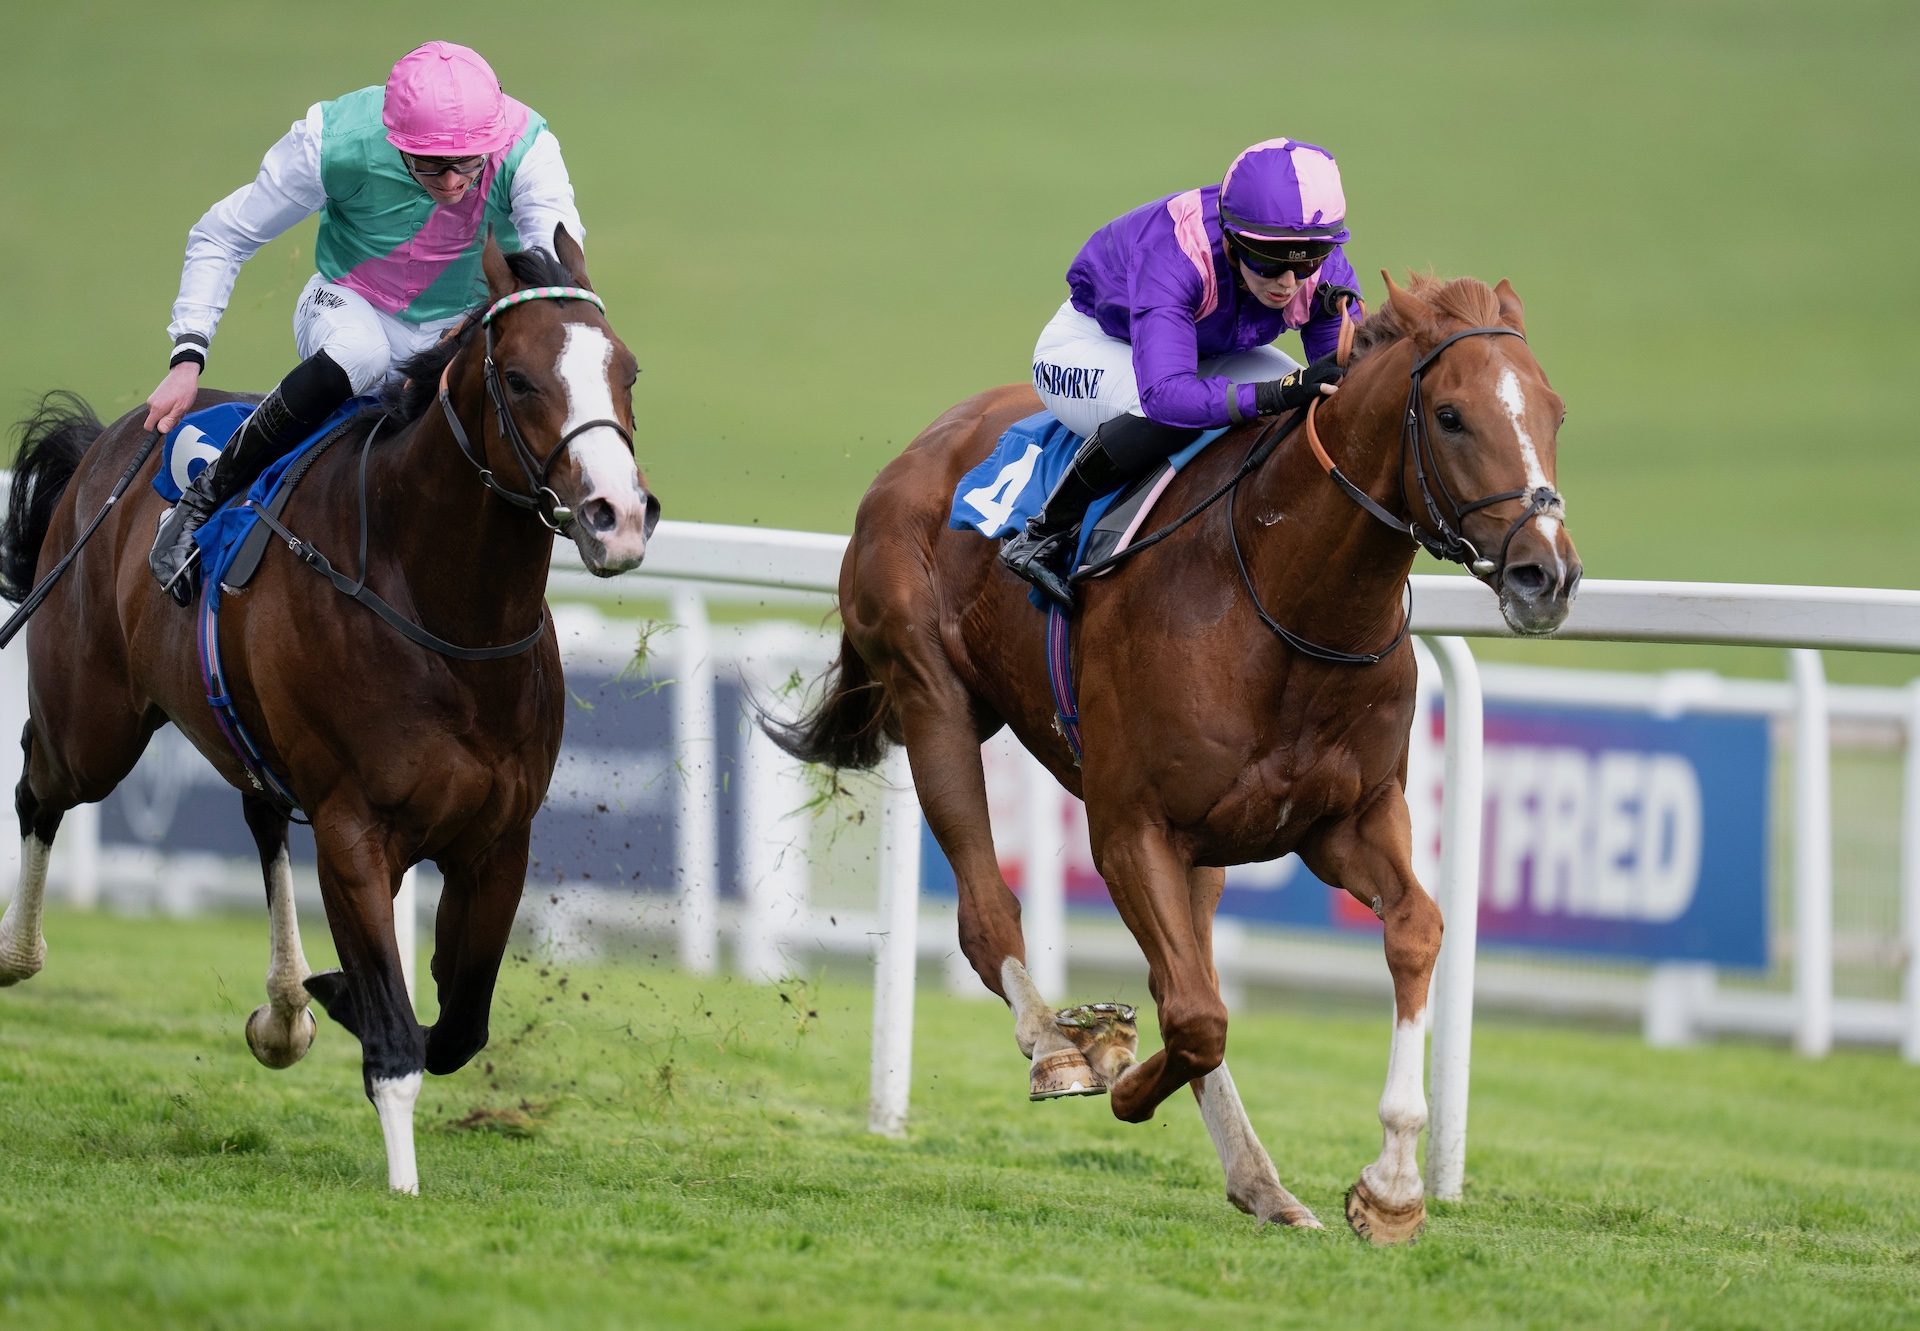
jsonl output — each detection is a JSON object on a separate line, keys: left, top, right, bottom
{"left": 404, "top": 153, "right": 488, "bottom": 180}
{"left": 1230, "top": 236, "right": 1335, "bottom": 279}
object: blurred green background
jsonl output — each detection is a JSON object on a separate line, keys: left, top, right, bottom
{"left": 2, "top": 1, "right": 1915, "bottom": 677}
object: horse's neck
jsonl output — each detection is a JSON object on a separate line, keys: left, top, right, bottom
{"left": 1235, "top": 355, "right": 1420, "bottom": 645}
{"left": 365, "top": 403, "right": 555, "bottom": 641}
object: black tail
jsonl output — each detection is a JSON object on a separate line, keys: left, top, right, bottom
{"left": 757, "top": 634, "right": 895, "bottom": 771}
{"left": 1, "top": 392, "right": 103, "bottom": 603}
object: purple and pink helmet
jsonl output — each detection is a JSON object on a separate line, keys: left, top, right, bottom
{"left": 1219, "top": 138, "right": 1351, "bottom": 247}
{"left": 382, "top": 41, "right": 515, "bottom": 158}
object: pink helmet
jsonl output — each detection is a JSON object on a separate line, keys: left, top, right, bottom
{"left": 382, "top": 42, "right": 514, "bottom": 157}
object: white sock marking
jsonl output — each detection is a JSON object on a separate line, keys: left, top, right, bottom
{"left": 371, "top": 1071, "right": 423, "bottom": 1194}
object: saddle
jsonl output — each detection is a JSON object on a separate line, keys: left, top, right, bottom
{"left": 948, "top": 411, "right": 1223, "bottom": 580}
{"left": 156, "top": 400, "right": 377, "bottom": 606}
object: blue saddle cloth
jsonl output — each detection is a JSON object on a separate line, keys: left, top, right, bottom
{"left": 155, "top": 398, "right": 375, "bottom": 606}
{"left": 948, "top": 412, "right": 1221, "bottom": 569}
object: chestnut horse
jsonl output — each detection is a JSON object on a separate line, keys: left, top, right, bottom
{"left": 768, "top": 274, "right": 1579, "bottom": 1242}
{"left": 0, "top": 234, "right": 659, "bottom": 1191}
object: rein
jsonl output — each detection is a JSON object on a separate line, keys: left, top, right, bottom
{"left": 437, "top": 285, "right": 634, "bottom": 535}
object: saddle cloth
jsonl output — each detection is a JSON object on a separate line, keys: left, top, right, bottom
{"left": 947, "top": 412, "right": 1223, "bottom": 574}
{"left": 156, "top": 398, "right": 376, "bottom": 605}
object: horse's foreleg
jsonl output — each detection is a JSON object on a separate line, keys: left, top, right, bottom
{"left": 885, "top": 663, "right": 1086, "bottom": 1094}
{"left": 423, "top": 834, "right": 527, "bottom": 1076}
{"left": 307, "top": 816, "right": 425, "bottom": 1193}
{"left": 1303, "top": 791, "right": 1440, "bottom": 1245}
{"left": 240, "top": 795, "right": 315, "bottom": 1068}
{"left": 1181, "top": 866, "right": 1321, "bottom": 1228}
{"left": 1098, "top": 825, "right": 1227, "bottom": 1123}
{"left": 1, "top": 726, "right": 64, "bottom": 985}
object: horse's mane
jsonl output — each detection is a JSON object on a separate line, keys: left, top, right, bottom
{"left": 379, "top": 248, "right": 583, "bottom": 425}
{"left": 1349, "top": 273, "right": 1505, "bottom": 363}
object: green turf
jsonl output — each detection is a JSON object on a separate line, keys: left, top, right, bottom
{"left": 0, "top": 909, "right": 1915, "bottom": 1329}
{"left": 3, "top": 3, "right": 1917, "bottom": 673}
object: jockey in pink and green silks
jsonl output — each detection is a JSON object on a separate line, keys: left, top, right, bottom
{"left": 145, "top": 41, "right": 587, "bottom": 604}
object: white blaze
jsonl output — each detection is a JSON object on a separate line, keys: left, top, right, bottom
{"left": 555, "top": 326, "right": 640, "bottom": 500}
{"left": 1495, "top": 366, "right": 1564, "bottom": 555}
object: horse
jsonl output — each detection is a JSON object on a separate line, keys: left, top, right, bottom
{"left": 766, "top": 273, "right": 1580, "bottom": 1242}
{"left": 0, "top": 232, "right": 660, "bottom": 1192}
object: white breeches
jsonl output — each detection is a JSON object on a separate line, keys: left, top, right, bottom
{"left": 293, "top": 276, "right": 466, "bottom": 395}
{"left": 1029, "top": 301, "right": 1301, "bottom": 438}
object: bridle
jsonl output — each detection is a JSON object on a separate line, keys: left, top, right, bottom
{"left": 1226, "top": 311, "right": 1564, "bottom": 666}
{"left": 436, "top": 284, "right": 635, "bottom": 535}
{"left": 1305, "top": 323, "right": 1565, "bottom": 585}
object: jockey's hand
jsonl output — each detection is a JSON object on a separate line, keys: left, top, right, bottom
{"left": 1315, "top": 283, "right": 1363, "bottom": 320}
{"left": 1253, "top": 355, "right": 1344, "bottom": 416}
{"left": 144, "top": 363, "right": 202, "bottom": 434}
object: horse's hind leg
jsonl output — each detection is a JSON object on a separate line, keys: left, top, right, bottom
{"left": 1183, "top": 865, "right": 1322, "bottom": 1229}
{"left": 1302, "top": 791, "right": 1441, "bottom": 1246}
{"left": 239, "top": 795, "right": 316, "bottom": 1068}
{"left": 880, "top": 656, "right": 1089, "bottom": 1096}
{"left": 422, "top": 834, "right": 527, "bottom": 1076}
{"left": 0, "top": 726, "right": 60, "bottom": 984}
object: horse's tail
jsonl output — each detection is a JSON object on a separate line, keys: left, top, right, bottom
{"left": 758, "top": 633, "right": 895, "bottom": 771}
{"left": 1, "top": 392, "right": 104, "bottom": 604}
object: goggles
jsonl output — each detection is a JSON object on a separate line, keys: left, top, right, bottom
{"left": 1230, "top": 236, "right": 1335, "bottom": 280}
{"left": 404, "top": 153, "right": 488, "bottom": 180}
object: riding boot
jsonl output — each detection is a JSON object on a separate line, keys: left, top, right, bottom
{"left": 149, "top": 351, "right": 353, "bottom": 605}
{"left": 997, "top": 415, "right": 1202, "bottom": 609}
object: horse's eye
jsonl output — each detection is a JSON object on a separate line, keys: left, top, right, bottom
{"left": 503, "top": 370, "right": 537, "bottom": 397}
{"left": 1436, "top": 406, "right": 1464, "bottom": 432}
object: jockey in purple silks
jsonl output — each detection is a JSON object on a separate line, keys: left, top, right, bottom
{"left": 145, "top": 42, "right": 586, "bottom": 604}
{"left": 1001, "top": 137, "right": 1368, "bottom": 609}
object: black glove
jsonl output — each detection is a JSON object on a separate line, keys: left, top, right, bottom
{"left": 1315, "top": 283, "right": 1363, "bottom": 320}
{"left": 1252, "top": 355, "right": 1344, "bottom": 416}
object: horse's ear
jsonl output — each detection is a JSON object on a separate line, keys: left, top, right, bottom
{"left": 482, "top": 229, "right": 515, "bottom": 300}
{"left": 553, "top": 224, "right": 593, "bottom": 293}
{"left": 1381, "top": 270, "right": 1438, "bottom": 342}
{"left": 1493, "top": 278, "right": 1527, "bottom": 335}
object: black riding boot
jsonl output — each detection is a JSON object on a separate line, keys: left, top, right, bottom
{"left": 149, "top": 351, "right": 353, "bottom": 604}
{"left": 997, "top": 415, "right": 1201, "bottom": 609}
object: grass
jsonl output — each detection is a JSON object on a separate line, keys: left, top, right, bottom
{"left": 2, "top": 2, "right": 1918, "bottom": 676}
{"left": 0, "top": 908, "right": 1915, "bottom": 1329}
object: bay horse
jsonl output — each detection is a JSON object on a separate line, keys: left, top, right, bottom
{"left": 0, "top": 232, "right": 659, "bottom": 1192}
{"left": 768, "top": 274, "right": 1579, "bottom": 1242}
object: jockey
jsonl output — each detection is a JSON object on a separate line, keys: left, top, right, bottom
{"left": 1001, "top": 137, "right": 1366, "bottom": 608}
{"left": 145, "top": 41, "right": 587, "bottom": 603}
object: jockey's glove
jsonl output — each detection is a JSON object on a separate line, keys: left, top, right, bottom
{"left": 1253, "top": 355, "right": 1345, "bottom": 416}
{"left": 1315, "top": 283, "right": 1363, "bottom": 320}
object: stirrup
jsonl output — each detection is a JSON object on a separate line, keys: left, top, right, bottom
{"left": 999, "top": 530, "right": 1076, "bottom": 608}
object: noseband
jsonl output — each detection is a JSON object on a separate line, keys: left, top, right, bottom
{"left": 436, "top": 285, "right": 636, "bottom": 534}
{"left": 1306, "top": 324, "right": 1565, "bottom": 584}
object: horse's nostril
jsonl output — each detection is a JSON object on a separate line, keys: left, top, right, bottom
{"left": 582, "top": 498, "right": 616, "bottom": 534}
{"left": 1505, "top": 563, "right": 1550, "bottom": 600}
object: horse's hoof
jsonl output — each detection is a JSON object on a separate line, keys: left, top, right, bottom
{"left": 0, "top": 934, "right": 46, "bottom": 986}
{"left": 1029, "top": 1047, "right": 1104, "bottom": 1100}
{"left": 246, "top": 1003, "right": 317, "bottom": 1069}
{"left": 1054, "top": 1002, "right": 1138, "bottom": 1085}
{"left": 1232, "top": 1182, "right": 1324, "bottom": 1229}
{"left": 1344, "top": 1178, "right": 1426, "bottom": 1245}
